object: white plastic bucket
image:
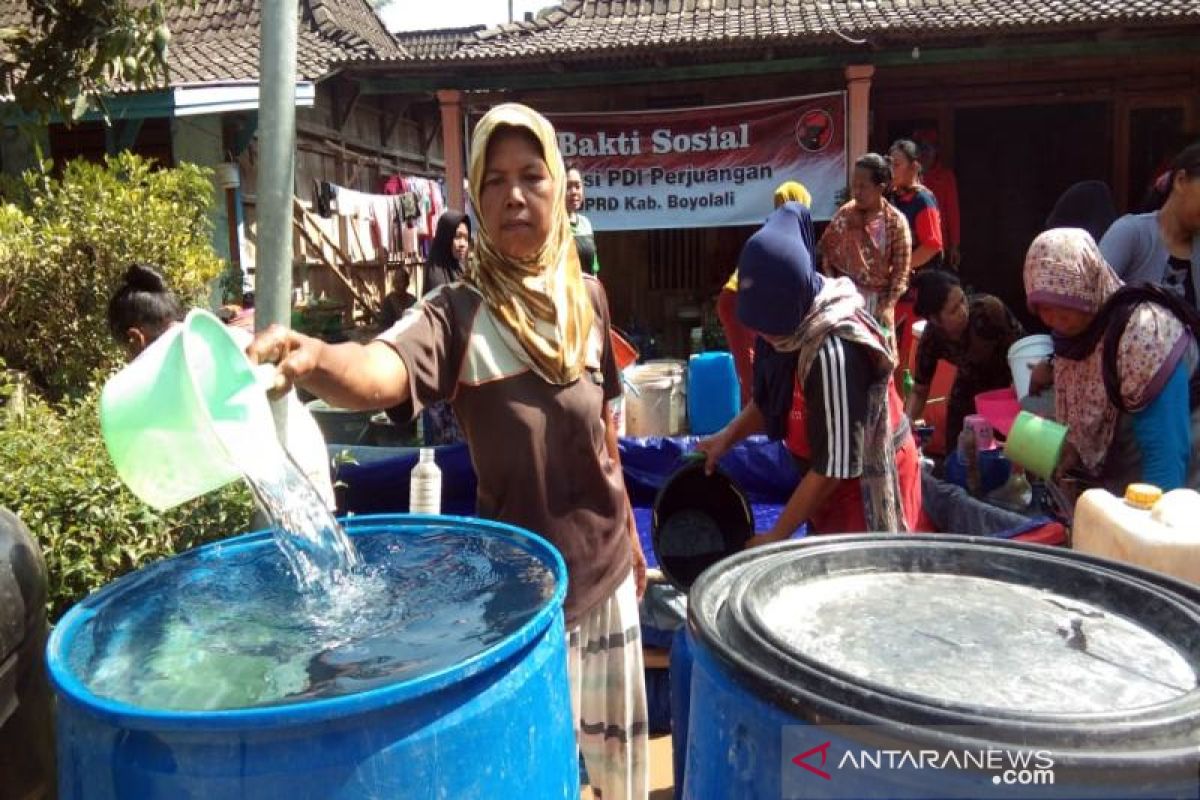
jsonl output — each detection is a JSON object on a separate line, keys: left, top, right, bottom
{"left": 625, "top": 361, "right": 686, "bottom": 437}
{"left": 1007, "top": 335, "right": 1053, "bottom": 400}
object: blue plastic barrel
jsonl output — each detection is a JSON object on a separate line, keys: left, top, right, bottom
{"left": 47, "top": 514, "right": 577, "bottom": 799}
{"left": 683, "top": 535, "right": 1200, "bottom": 800}
{"left": 668, "top": 626, "right": 692, "bottom": 800}
{"left": 687, "top": 352, "right": 739, "bottom": 435}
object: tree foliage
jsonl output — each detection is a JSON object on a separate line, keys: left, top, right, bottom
{"left": 0, "top": 0, "right": 189, "bottom": 122}
{"left": 0, "top": 152, "right": 252, "bottom": 621}
{"left": 0, "top": 376, "right": 255, "bottom": 622}
{"left": 0, "top": 152, "right": 224, "bottom": 399}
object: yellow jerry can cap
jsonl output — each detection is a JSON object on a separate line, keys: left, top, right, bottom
{"left": 1124, "top": 483, "right": 1163, "bottom": 510}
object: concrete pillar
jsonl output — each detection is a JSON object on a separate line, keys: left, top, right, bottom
{"left": 437, "top": 89, "right": 466, "bottom": 211}
{"left": 845, "top": 64, "right": 876, "bottom": 179}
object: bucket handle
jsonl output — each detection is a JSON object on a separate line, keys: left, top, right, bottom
{"left": 253, "top": 363, "right": 280, "bottom": 394}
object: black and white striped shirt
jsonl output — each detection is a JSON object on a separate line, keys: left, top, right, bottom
{"left": 801, "top": 337, "right": 874, "bottom": 479}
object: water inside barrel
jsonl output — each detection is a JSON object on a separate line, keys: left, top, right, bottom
{"left": 71, "top": 527, "right": 555, "bottom": 711}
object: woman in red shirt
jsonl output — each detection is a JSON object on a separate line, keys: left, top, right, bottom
{"left": 698, "top": 203, "right": 922, "bottom": 539}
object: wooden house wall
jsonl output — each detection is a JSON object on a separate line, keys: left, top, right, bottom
{"left": 457, "top": 52, "right": 1198, "bottom": 351}
{"left": 236, "top": 83, "right": 445, "bottom": 322}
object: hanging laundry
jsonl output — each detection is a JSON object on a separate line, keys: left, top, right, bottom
{"left": 330, "top": 184, "right": 401, "bottom": 259}
{"left": 424, "top": 180, "right": 444, "bottom": 241}
{"left": 314, "top": 180, "right": 333, "bottom": 217}
{"left": 379, "top": 173, "right": 452, "bottom": 246}
{"left": 381, "top": 174, "right": 404, "bottom": 196}
{"left": 400, "top": 192, "right": 419, "bottom": 222}
{"left": 401, "top": 221, "right": 419, "bottom": 257}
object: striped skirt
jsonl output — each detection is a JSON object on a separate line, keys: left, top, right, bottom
{"left": 567, "top": 572, "right": 649, "bottom": 800}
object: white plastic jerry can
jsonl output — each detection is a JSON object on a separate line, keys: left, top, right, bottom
{"left": 1073, "top": 483, "right": 1200, "bottom": 585}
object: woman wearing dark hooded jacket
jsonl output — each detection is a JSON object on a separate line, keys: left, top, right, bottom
{"left": 698, "top": 202, "right": 922, "bottom": 540}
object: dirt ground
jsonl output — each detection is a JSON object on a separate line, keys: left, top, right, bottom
{"left": 581, "top": 732, "right": 675, "bottom": 799}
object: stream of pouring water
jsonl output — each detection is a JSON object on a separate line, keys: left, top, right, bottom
{"left": 221, "top": 422, "right": 361, "bottom": 592}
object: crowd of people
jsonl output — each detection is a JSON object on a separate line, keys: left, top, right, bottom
{"left": 708, "top": 137, "right": 1200, "bottom": 529}
{"left": 106, "top": 99, "right": 1200, "bottom": 798}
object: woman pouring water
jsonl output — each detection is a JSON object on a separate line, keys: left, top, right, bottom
{"left": 1023, "top": 228, "right": 1200, "bottom": 492}
{"left": 248, "top": 103, "right": 648, "bottom": 800}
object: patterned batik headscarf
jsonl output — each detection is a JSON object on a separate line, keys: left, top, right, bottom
{"left": 466, "top": 103, "right": 594, "bottom": 385}
{"left": 1024, "top": 228, "right": 1188, "bottom": 472}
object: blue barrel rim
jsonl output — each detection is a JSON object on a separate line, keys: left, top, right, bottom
{"left": 688, "top": 533, "right": 1200, "bottom": 763}
{"left": 46, "top": 513, "right": 567, "bottom": 731}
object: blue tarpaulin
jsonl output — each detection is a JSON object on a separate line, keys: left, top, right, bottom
{"left": 333, "top": 436, "right": 804, "bottom": 569}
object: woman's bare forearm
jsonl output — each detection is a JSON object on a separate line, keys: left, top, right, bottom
{"left": 296, "top": 341, "right": 410, "bottom": 411}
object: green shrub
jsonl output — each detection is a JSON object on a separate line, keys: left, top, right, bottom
{"left": 0, "top": 381, "right": 255, "bottom": 621}
{"left": 0, "top": 153, "right": 223, "bottom": 399}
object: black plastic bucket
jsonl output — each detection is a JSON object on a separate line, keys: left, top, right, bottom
{"left": 683, "top": 535, "right": 1200, "bottom": 799}
{"left": 651, "top": 457, "right": 753, "bottom": 591}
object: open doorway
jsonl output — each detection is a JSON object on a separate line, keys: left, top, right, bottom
{"left": 954, "top": 102, "right": 1111, "bottom": 328}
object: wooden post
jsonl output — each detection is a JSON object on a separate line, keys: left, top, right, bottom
{"left": 224, "top": 187, "right": 241, "bottom": 283}
{"left": 437, "top": 89, "right": 466, "bottom": 210}
{"left": 845, "top": 64, "right": 876, "bottom": 180}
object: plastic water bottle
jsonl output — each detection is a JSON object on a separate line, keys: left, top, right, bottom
{"left": 409, "top": 448, "right": 441, "bottom": 515}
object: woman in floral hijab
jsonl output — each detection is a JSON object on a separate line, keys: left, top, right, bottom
{"left": 1023, "top": 227, "right": 1200, "bottom": 491}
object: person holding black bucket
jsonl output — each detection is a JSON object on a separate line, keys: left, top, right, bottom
{"left": 697, "top": 202, "right": 923, "bottom": 540}
{"left": 248, "top": 103, "right": 648, "bottom": 800}
{"left": 717, "top": 181, "right": 812, "bottom": 407}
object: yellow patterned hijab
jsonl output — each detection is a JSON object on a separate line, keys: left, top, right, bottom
{"left": 466, "top": 103, "right": 594, "bottom": 385}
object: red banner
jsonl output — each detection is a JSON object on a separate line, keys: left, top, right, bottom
{"left": 547, "top": 93, "right": 846, "bottom": 231}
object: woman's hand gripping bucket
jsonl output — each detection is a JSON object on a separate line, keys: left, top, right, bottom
{"left": 1004, "top": 411, "right": 1068, "bottom": 480}
{"left": 100, "top": 309, "right": 281, "bottom": 511}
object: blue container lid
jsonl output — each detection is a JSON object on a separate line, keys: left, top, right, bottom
{"left": 46, "top": 514, "right": 566, "bottom": 731}
{"left": 689, "top": 351, "right": 734, "bottom": 364}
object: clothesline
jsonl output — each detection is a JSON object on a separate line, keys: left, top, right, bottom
{"left": 314, "top": 175, "right": 446, "bottom": 262}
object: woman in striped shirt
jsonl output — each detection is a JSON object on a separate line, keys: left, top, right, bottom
{"left": 698, "top": 202, "right": 922, "bottom": 538}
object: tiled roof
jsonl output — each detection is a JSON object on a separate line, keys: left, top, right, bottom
{"left": 0, "top": 0, "right": 407, "bottom": 90}
{"left": 425, "top": 0, "right": 1200, "bottom": 63}
{"left": 165, "top": 0, "right": 407, "bottom": 82}
{"left": 393, "top": 26, "right": 486, "bottom": 59}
